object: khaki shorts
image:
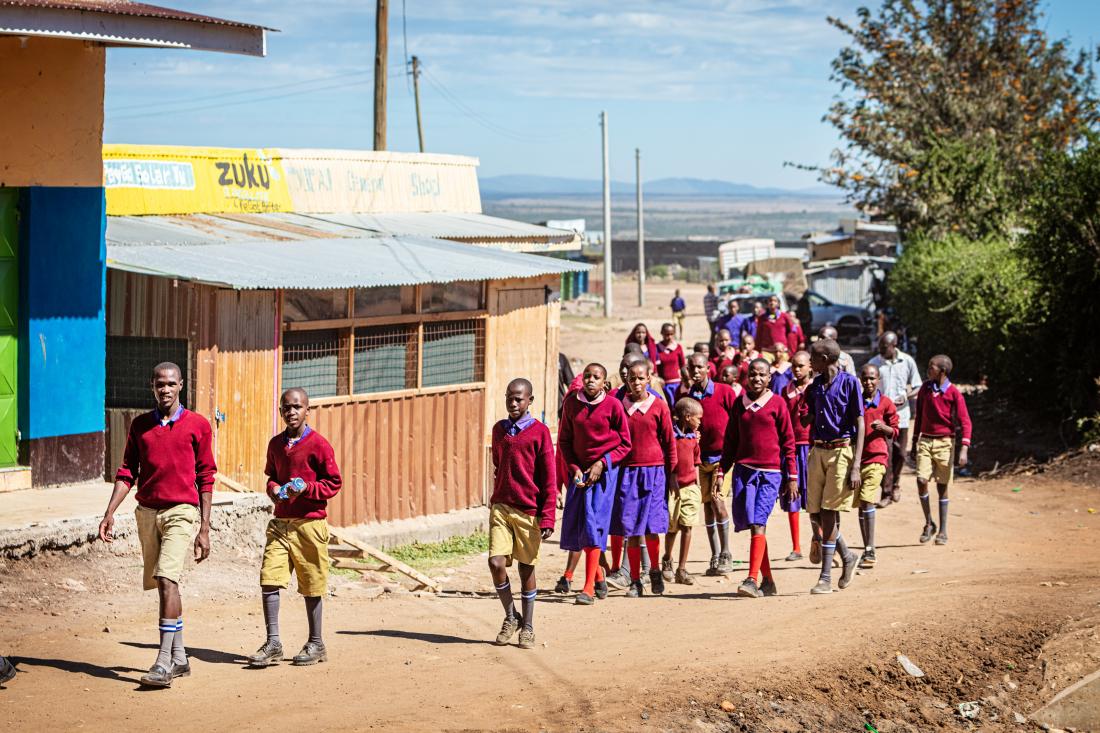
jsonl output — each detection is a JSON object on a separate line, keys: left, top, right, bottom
{"left": 699, "top": 462, "right": 730, "bottom": 503}
{"left": 136, "top": 503, "right": 199, "bottom": 591}
{"left": 488, "top": 503, "right": 542, "bottom": 566}
{"left": 673, "top": 312, "right": 686, "bottom": 329}
{"left": 807, "top": 444, "right": 855, "bottom": 513}
{"left": 917, "top": 436, "right": 954, "bottom": 486}
{"left": 858, "top": 462, "right": 886, "bottom": 504}
{"left": 668, "top": 483, "right": 702, "bottom": 532}
{"left": 260, "top": 518, "right": 331, "bottom": 597}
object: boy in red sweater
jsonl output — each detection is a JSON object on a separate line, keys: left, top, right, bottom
{"left": 99, "top": 362, "right": 216, "bottom": 688}
{"left": 721, "top": 359, "right": 798, "bottom": 598}
{"left": 910, "top": 355, "right": 972, "bottom": 546}
{"left": 248, "top": 388, "right": 343, "bottom": 668}
{"left": 557, "top": 363, "right": 632, "bottom": 605}
{"left": 488, "top": 378, "right": 556, "bottom": 648}
{"left": 663, "top": 397, "right": 703, "bottom": 585}
{"left": 656, "top": 323, "right": 686, "bottom": 406}
{"left": 708, "top": 329, "right": 737, "bottom": 379}
{"left": 754, "top": 295, "right": 795, "bottom": 362}
{"left": 857, "top": 364, "right": 899, "bottom": 568}
{"left": 781, "top": 350, "right": 813, "bottom": 561}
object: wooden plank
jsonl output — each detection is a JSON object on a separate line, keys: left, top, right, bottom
{"left": 215, "top": 472, "right": 253, "bottom": 493}
{"left": 329, "top": 528, "right": 440, "bottom": 592}
{"left": 283, "top": 308, "right": 488, "bottom": 332}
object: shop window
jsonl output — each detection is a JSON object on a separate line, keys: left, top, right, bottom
{"left": 282, "top": 329, "right": 343, "bottom": 398}
{"left": 422, "top": 319, "right": 485, "bottom": 387}
{"left": 353, "top": 325, "right": 417, "bottom": 393}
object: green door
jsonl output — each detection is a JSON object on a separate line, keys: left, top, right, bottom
{"left": 0, "top": 190, "right": 18, "bottom": 466}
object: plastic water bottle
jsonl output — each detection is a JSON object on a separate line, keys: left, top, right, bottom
{"left": 276, "top": 477, "right": 306, "bottom": 500}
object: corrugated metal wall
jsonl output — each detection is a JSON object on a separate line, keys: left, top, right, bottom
{"left": 310, "top": 387, "right": 485, "bottom": 526}
{"left": 807, "top": 265, "right": 873, "bottom": 308}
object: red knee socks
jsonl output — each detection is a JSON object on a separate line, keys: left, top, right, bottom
{"left": 627, "top": 545, "right": 641, "bottom": 581}
{"left": 788, "top": 511, "right": 801, "bottom": 553}
{"left": 748, "top": 534, "right": 767, "bottom": 582}
{"left": 645, "top": 536, "right": 660, "bottom": 569}
{"left": 761, "top": 539, "right": 772, "bottom": 581}
{"left": 582, "top": 547, "right": 600, "bottom": 596}
{"left": 610, "top": 536, "right": 624, "bottom": 571}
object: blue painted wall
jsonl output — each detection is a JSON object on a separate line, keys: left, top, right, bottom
{"left": 18, "top": 187, "right": 106, "bottom": 440}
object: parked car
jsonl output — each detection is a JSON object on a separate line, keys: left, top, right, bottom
{"left": 801, "top": 290, "right": 872, "bottom": 344}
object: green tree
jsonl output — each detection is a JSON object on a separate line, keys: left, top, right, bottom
{"left": 818, "top": 0, "right": 1097, "bottom": 237}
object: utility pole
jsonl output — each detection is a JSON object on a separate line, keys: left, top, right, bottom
{"left": 601, "top": 110, "right": 612, "bottom": 318}
{"left": 373, "top": 0, "right": 388, "bottom": 151}
{"left": 636, "top": 147, "right": 644, "bottom": 308}
{"left": 411, "top": 55, "right": 425, "bottom": 152}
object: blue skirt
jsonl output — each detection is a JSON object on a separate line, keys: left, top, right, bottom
{"left": 610, "top": 465, "right": 669, "bottom": 537}
{"left": 779, "top": 444, "right": 809, "bottom": 512}
{"left": 560, "top": 461, "right": 620, "bottom": 551}
{"left": 731, "top": 464, "right": 780, "bottom": 532}
{"left": 663, "top": 381, "right": 681, "bottom": 407}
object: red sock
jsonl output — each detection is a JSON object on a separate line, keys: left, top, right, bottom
{"left": 582, "top": 547, "right": 600, "bottom": 596}
{"left": 748, "top": 534, "right": 766, "bottom": 582}
{"left": 761, "top": 538, "right": 772, "bottom": 581}
{"left": 610, "top": 536, "right": 624, "bottom": 571}
{"left": 788, "top": 511, "right": 801, "bottom": 553}
{"left": 563, "top": 570, "right": 573, "bottom": 581}
{"left": 627, "top": 545, "right": 642, "bottom": 580}
{"left": 645, "top": 536, "right": 660, "bottom": 568}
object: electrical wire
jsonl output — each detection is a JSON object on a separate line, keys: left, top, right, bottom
{"left": 420, "top": 67, "right": 563, "bottom": 143}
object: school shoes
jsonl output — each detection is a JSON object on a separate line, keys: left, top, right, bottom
{"left": 171, "top": 661, "right": 191, "bottom": 678}
{"left": 785, "top": 551, "right": 803, "bottom": 562}
{"left": 139, "top": 663, "right": 173, "bottom": 688}
{"left": 760, "top": 577, "right": 778, "bottom": 597}
{"left": 517, "top": 627, "right": 535, "bottom": 650}
{"left": 495, "top": 613, "right": 523, "bottom": 645}
{"left": 838, "top": 552, "right": 858, "bottom": 590}
{"left": 247, "top": 639, "right": 284, "bottom": 667}
{"left": 605, "top": 567, "right": 631, "bottom": 590}
{"left": 661, "top": 557, "right": 675, "bottom": 582}
{"left": 649, "top": 569, "right": 666, "bottom": 595}
{"left": 810, "top": 579, "right": 833, "bottom": 595}
{"left": 737, "top": 578, "right": 762, "bottom": 598}
{"left": 716, "top": 551, "right": 735, "bottom": 575}
{"left": 920, "top": 522, "right": 937, "bottom": 544}
{"left": 625, "top": 580, "right": 645, "bottom": 598}
{"left": 594, "top": 579, "right": 609, "bottom": 600}
{"left": 875, "top": 495, "right": 894, "bottom": 509}
{"left": 704, "top": 556, "right": 720, "bottom": 576}
{"left": 574, "top": 592, "right": 595, "bottom": 605}
{"left": 859, "top": 550, "right": 877, "bottom": 569}
{"left": 935, "top": 533, "right": 948, "bottom": 546}
{"left": 292, "top": 641, "right": 327, "bottom": 666}
{"left": 554, "top": 575, "right": 571, "bottom": 594}
{"left": 809, "top": 538, "right": 822, "bottom": 564}
{"left": 0, "top": 656, "right": 16, "bottom": 685}
{"left": 674, "top": 568, "right": 695, "bottom": 585}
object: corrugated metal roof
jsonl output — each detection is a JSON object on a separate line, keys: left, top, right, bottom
{"left": 106, "top": 235, "right": 588, "bottom": 290}
{"left": 0, "top": 0, "right": 270, "bottom": 29}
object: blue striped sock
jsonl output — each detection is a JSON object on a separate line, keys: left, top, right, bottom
{"left": 495, "top": 580, "right": 515, "bottom": 618}
{"left": 171, "top": 618, "right": 186, "bottom": 665}
{"left": 863, "top": 508, "right": 876, "bottom": 550}
{"left": 938, "top": 498, "right": 949, "bottom": 535}
{"left": 157, "top": 618, "right": 176, "bottom": 668}
{"left": 521, "top": 589, "right": 537, "bottom": 629}
{"left": 820, "top": 542, "right": 837, "bottom": 582}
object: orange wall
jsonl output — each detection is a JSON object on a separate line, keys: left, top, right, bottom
{"left": 0, "top": 37, "right": 104, "bottom": 187}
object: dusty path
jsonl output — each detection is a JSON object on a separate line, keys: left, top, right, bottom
{"left": 1, "top": 468, "right": 1097, "bottom": 731}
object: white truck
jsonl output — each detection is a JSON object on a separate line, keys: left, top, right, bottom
{"left": 717, "top": 238, "right": 775, "bottom": 280}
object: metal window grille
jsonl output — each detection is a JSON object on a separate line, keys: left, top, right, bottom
{"left": 422, "top": 319, "right": 485, "bottom": 387}
{"left": 282, "top": 329, "right": 343, "bottom": 398}
{"left": 353, "top": 325, "right": 416, "bottom": 393}
{"left": 106, "top": 336, "right": 189, "bottom": 409}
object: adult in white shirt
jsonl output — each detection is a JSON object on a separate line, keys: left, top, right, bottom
{"left": 866, "top": 331, "right": 922, "bottom": 507}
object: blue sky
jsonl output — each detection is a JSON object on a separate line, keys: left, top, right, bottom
{"left": 104, "top": 1, "right": 1100, "bottom": 189}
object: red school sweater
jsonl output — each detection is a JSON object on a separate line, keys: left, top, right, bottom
{"left": 115, "top": 409, "right": 216, "bottom": 510}
{"left": 913, "top": 379, "right": 973, "bottom": 446}
{"left": 265, "top": 429, "right": 343, "bottom": 519}
{"left": 656, "top": 342, "right": 686, "bottom": 383}
{"left": 754, "top": 311, "right": 794, "bottom": 353}
{"left": 719, "top": 391, "right": 798, "bottom": 476}
{"left": 861, "top": 392, "right": 900, "bottom": 466}
{"left": 620, "top": 394, "right": 678, "bottom": 473}
{"left": 558, "top": 392, "right": 632, "bottom": 476}
{"left": 686, "top": 379, "right": 738, "bottom": 459}
{"left": 673, "top": 431, "right": 701, "bottom": 487}
{"left": 784, "top": 384, "right": 812, "bottom": 445}
{"left": 491, "top": 419, "right": 558, "bottom": 529}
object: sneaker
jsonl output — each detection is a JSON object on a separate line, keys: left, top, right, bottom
{"left": 661, "top": 557, "right": 674, "bottom": 582}
{"left": 737, "top": 578, "right": 762, "bottom": 598}
{"left": 934, "top": 533, "right": 948, "bottom": 546}
{"left": 920, "top": 522, "right": 937, "bottom": 544}
{"left": 0, "top": 656, "right": 16, "bottom": 685}
{"left": 554, "top": 575, "right": 571, "bottom": 594}
{"left": 649, "top": 569, "right": 666, "bottom": 595}
{"left": 875, "top": 495, "right": 894, "bottom": 509}
{"left": 594, "top": 579, "right": 609, "bottom": 600}
{"left": 291, "top": 641, "right": 327, "bottom": 666}
{"left": 171, "top": 661, "right": 191, "bottom": 678}
{"left": 139, "top": 663, "right": 173, "bottom": 688}
{"left": 605, "top": 567, "right": 630, "bottom": 590}
{"left": 838, "top": 552, "right": 858, "bottom": 590}
{"left": 716, "top": 551, "right": 735, "bottom": 575}
{"left": 517, "top": 627, "right": 535, "bottom": 650}
{"left": 247, "top": 639, "right": 284, "bottom": 667}
{"left": 810, "top": 579, "right": 833, "bottom": 595}
{"left": 859, "top": 550, "right": 877, "bottom": 569}
{"left": 760, "top": 577, "right": 778, "bottom": 597}
{"left": 625, "top": 580, "right": 644, "bottom": 598}
{"left": 809, "top": 537, "right": 822, "bottom": 564}
{"left": 674, "top": 568, "right": 695, "bottom": 585}
{"left": 494, "top": 614, "right": 523, "bottom": 645}
{"left": 704, "top": 556, "right": 721, "bottom": 576}
{"left": 574, "top": 592, "right": 595, "bottom": 606}
{"left": 785, "top": 551, "right": 803, "bottom": 562}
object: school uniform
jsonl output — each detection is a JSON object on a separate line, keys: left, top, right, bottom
{"left": 707, "top": 352, "right": 736, "bottom": 381}
{"left": 800, "top": 370, "right": 864, "bottom": 513}
{"left": 754, "top": 311, "right": 794, "bottom": 355}
{"left": 858, "top": 392, "right": 899, "bottom": 504}
{"left": 737, "top": 352, "right": 761, "bottom": 387}
{"left": 669, "top": 428, "right": 701, "bottom": 532}
{"left": 116, "top": 406, "right": 216, "bottom": 591}
{"left": 656, "top": 341, "right": 686, "bottom": 405}
{"left": 787, "top": 320, "right": 805, "bottom": 354}
{"left": 670, "top": 296, "right": 687, "bottom": 333}
{"left": 686, "top": 379, "right": 739, "bottom": 503}
{"left": 720, "top": 390, "right": 797, "bottom": 531}
{"left": 781, "top": 383, "right": 811, "bottom": 512}
{"left": 489, "top": 413, "right": 557, "bottom": 566}
{"left": 625, "top": 334, "right": 660, "bottom": 367}
{"left": 769, "top": 362, "right": 793, "bottom": 396}
{"left": 913, "top": 379, "right": 972, "bottom": 486}
{"left": 614, "top": 384, "right": 665, "bottom": 403}
{"left": 611, "top": 393, "right": 677, "bottom": 538}
{"left": 261, "top": 426, "right": 343, "bottom": 597}
{"left": 558, "top": 391, "right": 632, "bottom": 552}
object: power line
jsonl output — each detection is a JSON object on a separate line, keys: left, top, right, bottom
{"left": 420, "top": 67, "right": 562, "bottom": 143}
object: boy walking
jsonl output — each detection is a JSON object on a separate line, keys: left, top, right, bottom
{"left": 249, "top": 388, "right": 342, "bottom": 667}
{"left": 663, "top": 397, "right": 703, "bottom": 585}
{"left": 670, "top": 290, "right": 687, "bottom": 340}
{"left": 488, "top": 379, "right": 557, "bottom": 648}
{"left": 99, "top": 362, "right": 216, "bottom": 688}
{"left": 800, "top": 340, "right": 865, "bottom": 595}
{"left": 781, "top": 350, "right": 813, "bottom": 561}
{"left": 857, "top": 364, "right": 898, "bottom": 568}
{"left": 911, "top": 355, "right": 972, "bottom": 545}
{"left": 656, "top": 323, "right": 687, "bottom": 406}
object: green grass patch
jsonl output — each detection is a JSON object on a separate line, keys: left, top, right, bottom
{"left": 387, "top": 531, "right": 489, "bottom": 571}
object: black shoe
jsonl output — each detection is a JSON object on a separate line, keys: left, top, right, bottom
{"left": 605, "top": 567, "right": 631, "bottom": 589}
{"left": 737, "top": 578, "right": 762, "bottom": 598}
{"left": 139, "top": 663, "right": 173, "bottom": 688}
{"left": 859, "top": 550, "right": 877, "bottom": 569}
{"left": 574, "top": 592, "right": 595, "bottom": 605}
{"left": 838, "top": 552, "right": 858, "bottom": 590}
{"left": 0, "top": 656, "right": 16, "bottom": 685}
{"left": 247, "top": 639, "right": 284, "bottom": 667}
{"left": 704, "top": 556, "right": 720, "bottom": 576}
{"left": 649, "top": 569, "right": 666, "bottom": 595}
{"left": 716, "top": 551, "right": 735, "bottom": 574}
{"left": 594, "top": 579, "right": 609, "bottom": 600}
{"left": 625, "top": 580, "right": 644, "bottom": 598}
{"left": 920, "top": 522, "right": 937, "bottom": 544}
{"left": 291, "top": 641, "right": 327, "bottom": 666}
{"left": 495, "top": 614, "right": 523, "bottom": 645}
{"left": 760, "top": 577, "right": 778, "bottom": 597}
{"left": 554, "top": 575, "right": 571, "bottom": 594}
{"left": 171, "top": 661, "right": 191, "bottom": 678}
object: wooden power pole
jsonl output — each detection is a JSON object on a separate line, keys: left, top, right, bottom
{"left": 636, "top": 147, "right": 645, "bottom": 307}
{"left": 411, "top": 55, "right": 425, "bottom": 152}
{"left": 373, "top": 0, "right": 388, "bottom": 151}
{"left": 601, "top": 111, "right": 612, "bottom": 318}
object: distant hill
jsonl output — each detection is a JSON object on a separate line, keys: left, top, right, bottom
{"left": 478, "top": 174, "right": 837, "bottom": 198}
